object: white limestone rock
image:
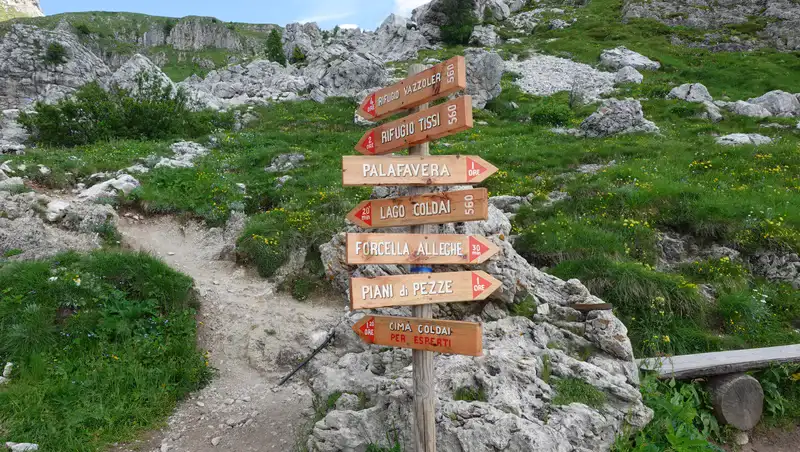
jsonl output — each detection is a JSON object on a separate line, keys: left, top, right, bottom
{"left": 599, "top": 46, "right": 661, "bottom": 71}
{"left": 667, "top": 83, "right": 713, "bottom": 102}
{"left": 747, "top": 90, "right": 800, "bottom": 117}
{"left": 716, "top": 133, "right": 773, "bottom": 146}
{"left": 614, "top": 66, "right": 643, "bottom": 84}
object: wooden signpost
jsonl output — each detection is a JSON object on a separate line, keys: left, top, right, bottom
{"left": 346, "top": 188, "right": 489, "bottom": 229}
{"left": 342, "top": 155, "right": 498, "bottom": 186}
{"left": 350, "top": 271, "right": 501, "bottom": 310}
{"left": 343, "top": 57, "right": 501, "bottom": 452}
{"left": 352, "top": 315, "right": 483, "bottom": 356}
{"left": 346, "top": 233, "right": 499, "bottom": 265}
{"left": 356, "top": 56, "right": 467, "bottom": 122}
{"left": 355, "top": 96, "right": 473, "bottom": 156}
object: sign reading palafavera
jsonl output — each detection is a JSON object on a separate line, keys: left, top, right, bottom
{"left": 350, "top": 271, "right": 501, "bottom": 310}
{"left": 356, "top": 56, "right": 467, "bottom": 121}
{"left": 346, "top": 233, "right": 499, "bottom": 265}
{"left": 353, "top": 315, "right": 483, "bottom": 356}
{"left": 355, "top": 96, "right": 473, "bottom": 156}
{"left": 342, "top": 155, "right": 497, "bottom": 186}
{"left": 346, "top": 188, "right": 488, "bottom": 229}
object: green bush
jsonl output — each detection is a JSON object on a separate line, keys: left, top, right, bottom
{"left": 291, "top": 45, "right": 307, "bottom": 64}
{"left": 74, "top": 23, "right": 91, "bottom": 36}
{"left": 44, "top": 42, "right": 68, "bottom": 65}
{"left": 453, "top": 386, "right": 487, "bottom": 402}
{"left": 266, "top": 28, "right": 286, "bottom": 66}
{"left": 439, "top": 0, "right": 478, "bottom": 45}
{"left": 18, "top": 74, "right": 233, "bottom": 147}
{"left": 552, "top": 378, "right": 606, "bottom": 408}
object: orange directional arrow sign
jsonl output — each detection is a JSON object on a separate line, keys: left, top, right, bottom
{"left": 352, "top": 315, "right": 483, "bottom": 356}
{"left": 350, "top": 271, "right": 501, "bottom": 310}
{"left": 355, "top": 96, "right": 473, "bottom": 156}
{"left": 357, "top": 56, "right": 467, "bottom": 122}
{"left": 346, "top": 188, "right": 488, "bottom": 229}
{"left": 346, "top": 233, "right": 499, "bottom": 265}
{"left": 343, "top": 155, "right": 497, "bottom": 186}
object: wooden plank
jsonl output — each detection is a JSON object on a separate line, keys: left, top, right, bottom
{"left": 342, "top": 155, "right": 498, "bottom": 186}
{"left": 350, "top": 271, "right": 501, "bottom": 310}
{"left": 352, "top": 315, "right": 483, "bottom": 357}
{"left": 354, "top": 96, "right": 473, "bottom": 156}
{"left": 638, "top": 344, "right": 800, "bottom": 379}
{"left": 346, "top": 188, "right": 488, "bottom": 229}
{"left": 572, "top": 303, "right": 613, "bottom": 312}
{"left": 356, "top": 56, "right": 467, "bottom": 122}
{"left": 346, "top": 233, "right": 499, "bottom": 265}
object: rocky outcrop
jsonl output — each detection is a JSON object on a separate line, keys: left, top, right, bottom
{"left": 312, "top": 188, "right": 652, "bottom": 451}
{"left": 167, "top": 16, "right": 243, "bottom": 51}
{"left": 77, "top": 174, "right": 140, "bottom": 201}
{"left": 622, "top": 0, "right": 800, "bottom": 51}
{"left": 716, "top": 133, "right": 773, "bottom": 146}
{"left": 179, "top": 59, "right": 308, "bottom": 109}
{"left": 667, "top": 83, "right": 713, "bottom": 102}
{"left": 109, "top": 53, "right": 175, "bottom": 94}
{"left": 0, "top": 0, "right": 43, "bottom": 20}
{"left": 282, "top": 22, "right": 323, "bottom": 62}
{"left": 0, "top": 190, "right": 117, "bottom": 260}
{"left": 306, "top": 45, "right": 386, "bottom": 103}
{"left": 751, "top": 252, "right": 800, "bottom": 288}
{"left": 0, "top": 109, "right": 27, "bottom": 154}
{"left": 578, "top": 99, "right": 660, "bottom": 138}
{"left": 600, "top": 46, "right": 661, "bottom": 71}
{"left": 0, "top": 24, "right": 111, "bottom": 110}
{"left": 720, "top": 100, "right": 773, "bottom": 118}
{"left": 505, "top": 54, "right": 616, "bottom": 103}
{"left": 365, "top": 14, "right": 432, "bottom": 62}
{"left": 470, "top": 25, "right": 501, "bottom": 47}
{"left": 465, "top": 49, "right": 503, "bottom": 109}
{"left": 413, "top": 0, "right": 527, "bottom": 41}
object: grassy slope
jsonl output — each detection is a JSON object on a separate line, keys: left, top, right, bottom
{"left": 0, "top": 251, "right": 210, "bottom": 451}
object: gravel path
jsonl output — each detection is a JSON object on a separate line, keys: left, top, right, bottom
{"left": 113, "top": 216, "right": 340, "bottom": 452}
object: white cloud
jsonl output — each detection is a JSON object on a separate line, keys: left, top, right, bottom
{"left": 297, "top": 11, "right": 355, "bottom": 24}
{"left": 339, "top": 24, "right": 360, "bottom": 29}
{"left": 393, "top": 0, "right": 430, "bottom": 17}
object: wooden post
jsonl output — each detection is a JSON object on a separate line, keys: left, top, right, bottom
{"left": 407, "top": 63, "right": 437, "bottom": 452}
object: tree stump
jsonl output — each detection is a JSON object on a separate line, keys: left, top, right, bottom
{"left": 709, "top": 373, "right": 763, "bottom": 431}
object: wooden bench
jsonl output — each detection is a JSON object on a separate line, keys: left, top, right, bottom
{"left": 637, "top": 344, "right": 800, "bottom": 431}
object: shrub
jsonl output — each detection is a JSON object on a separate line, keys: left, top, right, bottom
{"left": 18, "top": 74, "right": 233, "bottom": 147}
{"left": 266, "top": 28, "right": 286, "bottom": 66}
{"left": 291, "top": 45, "right": 307, "bottom": 64}
{"left": 439, "top": 0, "right": 477, "bottom": 45}
{"left": 74, "top": 23, "right": 91, "bottom": 36}
{"left": 44, "top": 42, "right": 68, "bottom": 65}
{"left": 453, "top": 386, "right": 487, "bottom": 402}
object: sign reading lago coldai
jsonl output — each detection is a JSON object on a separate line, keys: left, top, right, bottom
{"left": 350, "top": 271, "right": 501, "bottom": 310}
{"left": 353, "top": 315, "right": 483, "bottom": 356}
{"left": 342, "top": 155, "right": 497, "bottom": 186}
{"left": 346, "top": 188, "right": 489, "bottom": 229}
{"left": 356, "top": 56, "right": 467, "bottom": 121}
{"left": 355, "top": 96, "right": 473, "bottom": 156}
{"left": 346, "top": 233, "right": 499, "bottom": 265}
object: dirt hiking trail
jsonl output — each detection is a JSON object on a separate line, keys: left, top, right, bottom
{"left": 114, "top": 215, "right": 341, "bottom": 452}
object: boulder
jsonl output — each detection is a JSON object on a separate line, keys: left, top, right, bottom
{"left": 723, "top": 100, "right": 773, "bottom": 118}
{"left": 614, "top": 66, "right": 643, "bottom": 84}
{"left": 667, "top": 83, "right": 713, "bottom": 102}
{"left": 153, "top": 141, "right": 209, "bottom": 169}
{"left": 549, "top": 19, "right": 571, "bottom": 30}
{"left": 77, "top": 174, "right": 140, "bottom": 201}
{"left": 470, "top": 25, "right": 501, "bottom": 47}
{"left": 579, "top": 99, "right": 660, "bottom": 137}
{"left": 716, "top": 133, "right": 773, "bottom": 146}
{"left": 507, "top": 11, "right": 541, "bottom": 32}
{"left": 747, "top": 90, "right": 800, "bottom": 117}
{"left": 306, "top": 46, "right": 386, "bottom": 102}
{"left": 750, "top": 252, "right": 800, "bottom": 288}
{"left": 0, "top": 177, "right": 23, "bottom": 191}
{"left": 265, "top": 153, "right": 305, "bottom": 173}
{"left": 0, "top": 24, "right": 111, "bottom": 110}
{"left": 0, "top": 109, "right": 28, "bottom": 151}
{"left": 465, "top": 49, "right": 503, "bottom": 110}
{"left": 413, "top": 0, "right": 527, "bottom": 40}
{"left": 44, "top": 200, "right": 69, "bottom": 223}
{"left": 109, "top": 54, "right": 174, "bottom": 95}
{"left": 362, "top": 14, "right": 432, "bottom": 62}
{"left": 599, "top": 46, "right": 661, "bottom": 71}
{"left": 701, "top": 101, "right": 723, "bottom": 122}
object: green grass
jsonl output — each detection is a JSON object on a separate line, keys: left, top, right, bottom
{"left": 552, "top": 377, "right": 607, "bottom": 408}
{"left": 453, "top": 386, "right": 487, "bottom": 402}
{"left": 0, "top": 251, "right": 209, "bottom": 451}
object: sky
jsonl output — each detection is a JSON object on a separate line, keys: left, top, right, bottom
{"left": 39, "top": 0, "right": 431, "bottom": 30}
